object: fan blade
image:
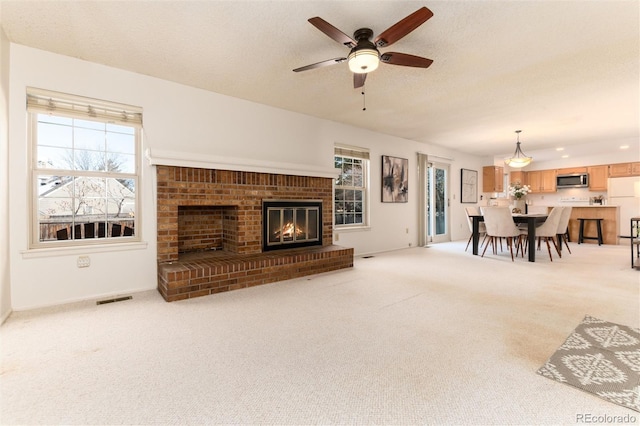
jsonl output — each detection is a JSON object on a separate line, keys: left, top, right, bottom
{"left": 380, "top": 52, "right": 433, "bottom": 68}
{"left": 374, "top": 7, "right": 433, "bottom": 47}
{"left": 308, "top": 17, "right": 356, "bottom": 48}
{"left": 293, "top": 57, "right": 347, "bottom": 72}
{"left": 354, "top": 73, "right": 367, "bottom": 89}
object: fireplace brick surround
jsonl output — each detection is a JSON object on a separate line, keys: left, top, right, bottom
{"left": 156, "top": 165, "right": 354, "bottom": 301}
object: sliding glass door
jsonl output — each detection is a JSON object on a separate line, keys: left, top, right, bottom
{"left": 425, "top": 161, "right": 450, "bottom": 243}
{"left": 418, "top": 155, "right": 451, "bottom": 246}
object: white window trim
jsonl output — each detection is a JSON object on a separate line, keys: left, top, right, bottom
{"left": 27, "top": 88, "right": 143, "bottom": 250}
{"left": 334, "top": 145, "right": 370, "bottom": 230}
{"left": 21, "top": 241, "right": 149, "bottom": 259}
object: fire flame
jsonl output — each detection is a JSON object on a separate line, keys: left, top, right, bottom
{"left": 274, "top": 222, "right": 304, "bottom": 239}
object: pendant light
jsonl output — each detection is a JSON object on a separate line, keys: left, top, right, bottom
{"left": 504, "top": 130, "right": 532, "bottom": 168}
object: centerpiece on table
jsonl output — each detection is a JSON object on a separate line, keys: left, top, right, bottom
{"left": 508, "top": 181, "right": 531, "bottom": 213}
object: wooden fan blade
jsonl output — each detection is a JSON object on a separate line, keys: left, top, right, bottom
{"left": 293, "top": 57, "right": 347, "bottom": 72}
{"left": 374, "top": 7, "right": 433, "bottom": 47}
{"left": 354, "top": 73, "right": 367, "bottom": 89}
{"left": 380, "top": 52, "right": 433, "bottom": 68}
{"left": 308, "top": 17, "right": 356, "bottom": 48}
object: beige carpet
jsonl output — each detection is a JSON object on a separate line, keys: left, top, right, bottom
{"left": 1, "top": 241, "right": 639, "bottom": 425}
{"left": 538, "top": 315, "right": 640, "bottom": 412}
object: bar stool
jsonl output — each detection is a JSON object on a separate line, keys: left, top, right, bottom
{"left": 578, "top": 218, "right": 603, "bottom": 245}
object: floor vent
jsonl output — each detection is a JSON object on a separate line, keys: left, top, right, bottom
{"left": 362, "top": 255, "right": 375, "bottom": 259}
{"left": 96, "top": 295, "right": 132, "bottom": 305}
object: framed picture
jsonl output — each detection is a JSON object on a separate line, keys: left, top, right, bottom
{"left": 460, "top": 168, "right": 478, "bottom": 203}
{"left": 382, "top": 155, "right": 408, "bottom": 203}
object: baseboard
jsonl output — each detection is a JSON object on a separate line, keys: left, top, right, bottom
{"left": 11, "top": 286, "right": 156, "bottom": 313}
{"left": 355, "top": 245, "right": 421, "bottom": 258}
{"left": 1, "top": 307, "right": 13, "bottom": 325}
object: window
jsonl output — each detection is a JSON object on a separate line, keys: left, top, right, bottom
{"left": 334, "top": 146, "right": 369, "bottom": 227}
{"left": 27, "top": 88, "right": 142, "bottom": 247}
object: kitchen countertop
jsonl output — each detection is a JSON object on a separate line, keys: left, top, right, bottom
{"left": 557, "top": 205, "right": 618, "bottom": 207}
{"left": 529, "top": 205, "right": 619, "bottom": 209}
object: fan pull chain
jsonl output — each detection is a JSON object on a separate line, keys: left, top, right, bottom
{"left": 362, "top": 91, "right": 366, "bottom": 111}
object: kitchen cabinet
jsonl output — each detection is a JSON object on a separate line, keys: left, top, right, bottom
{"left": 482, "top": 166, "right": 504, "bottom": 192}
{"left": 510, "top": 171, "right": 526, "bottom": 186}
{"left": 588, "top": 165, "right": 608, "bottom": 191}
{"left": 527, "top": 169, "right": 556, "bottom": 193}
{"left": 556, "top": 167, "right": 587, "bottom": 175}
{"left": 609, "top": 162, "right": 640, "bottom": 178}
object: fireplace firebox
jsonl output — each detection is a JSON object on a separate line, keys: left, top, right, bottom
{"left": 263, "top": 200, "right": 322, "bottom": 251}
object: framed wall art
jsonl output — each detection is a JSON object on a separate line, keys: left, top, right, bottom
{"left": 460, "top": 168, "right": 478, "bottom": 203}
{"left": 382, "top": 155, "right": 408, "bottom": 203}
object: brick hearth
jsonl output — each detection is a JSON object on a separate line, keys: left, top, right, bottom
{"left": 156, "top": 165, "right": 354, "bottom": 301}
{"left": 157, "top": 245, "right": 353, "bottom": 301}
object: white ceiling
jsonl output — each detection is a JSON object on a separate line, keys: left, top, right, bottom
{"left": 1, "top": 1, "right": 639, "bottom": 162}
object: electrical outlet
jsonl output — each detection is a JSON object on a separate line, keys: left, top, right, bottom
{"left": 77, "top": 256, "right": 90, "bottom": 268}
{"left": 335, "top": 233, "right": 339, "bottom": 242}
{"left": 406, "top": 228, "right": 409, "bottom": 234}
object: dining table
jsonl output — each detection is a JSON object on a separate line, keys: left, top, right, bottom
{"left": 469, "top": 213, "right": 548, "bottom": 262}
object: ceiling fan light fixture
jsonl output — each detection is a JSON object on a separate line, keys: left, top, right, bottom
{"left": 504, "top": 130, "right": 533, "bottom": 168}
{"left": 348, "top": 48, "right": 379, "bottom": 74}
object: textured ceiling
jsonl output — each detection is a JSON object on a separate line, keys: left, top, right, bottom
{"left": 2, "top": 0, "right": 639, "bottom": 162}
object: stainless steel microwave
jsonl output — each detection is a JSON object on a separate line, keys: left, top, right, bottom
{"left": 556, "top": 173, "right": 589, "bottom": 188}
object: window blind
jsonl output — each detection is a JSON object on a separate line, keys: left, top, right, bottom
{"left": 26, "top": 87, "right": 143, "bottom": 127}
{"left": 335, "top": 146, "right": 370, "bottom": 160}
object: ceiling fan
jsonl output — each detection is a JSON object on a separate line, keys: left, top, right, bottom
{"left": 293, "top": 7, "right": 434, "bottom": 88}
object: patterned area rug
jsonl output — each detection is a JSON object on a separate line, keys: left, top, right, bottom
{"left": 538, "top": 315, "right": 640, "bottom": 412}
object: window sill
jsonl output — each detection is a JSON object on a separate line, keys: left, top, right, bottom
{"left": 21, "top": 241, "right": 148, "bottom": 259}
{"left": 334, "top": 225, "right": 371, "bottom": 233}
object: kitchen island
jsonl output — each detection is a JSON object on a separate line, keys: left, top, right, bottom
{"left": 566, "top": 206, "right": 619, "bottom": 245}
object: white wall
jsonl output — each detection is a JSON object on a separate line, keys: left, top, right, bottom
{"left": 334, "top": 142, "right": 486, "bottom": 256}
{"left": 7, "top": 44, "right": 481, "bottom": 310}
{"left": 0, "top": 28, "right": 11, "bottom": 321}
{"left": 9, "top": 46, "right": 159, "bottom": 310}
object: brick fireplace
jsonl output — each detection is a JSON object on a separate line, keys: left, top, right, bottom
{"left": 156, "top": 165, "right": 354, "bottom": 301}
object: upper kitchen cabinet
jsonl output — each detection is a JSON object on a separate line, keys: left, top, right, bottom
{"left": 527, "top": 169, "right": 556, "bottom": 193}
{"left": 587, "top": 165, "right": 608, "bottom": 191}
{"left": 483, "top": 166, "right": 504, "bottom": 192}
{"left": 609, "top": 162, "right": 640, "bottom": 178}
{"left": 510, "top": 171, "right": 527, "bottom": 186}
{"left": 556, "top": 167, "right": 587, "bottom": 175}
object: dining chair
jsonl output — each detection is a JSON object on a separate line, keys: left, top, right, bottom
{"left": 98, "top": 222, "right": 106, "bottom": 238}
{"left": 556, "top": 206, "right": 572, "bottom": 254}
{"left": 56, "top": 228, "right": 69, "bottom": 240}
{"left": 480, "top": 207, "right": 525, "bottom": 261}
{"left": 529, "top": 206, "right": 563, "bottom": 261}
{"left": 84, "top": 222, "right": 95, "bottom": 239}
{"left": 464, "top": 206, "right": 487, "bottom": 252}
{"left": 480, "top": 206, "right": 506, "bottom": 253}
{"left": 111, "top": 223, "right": 122, "bottom": 237}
